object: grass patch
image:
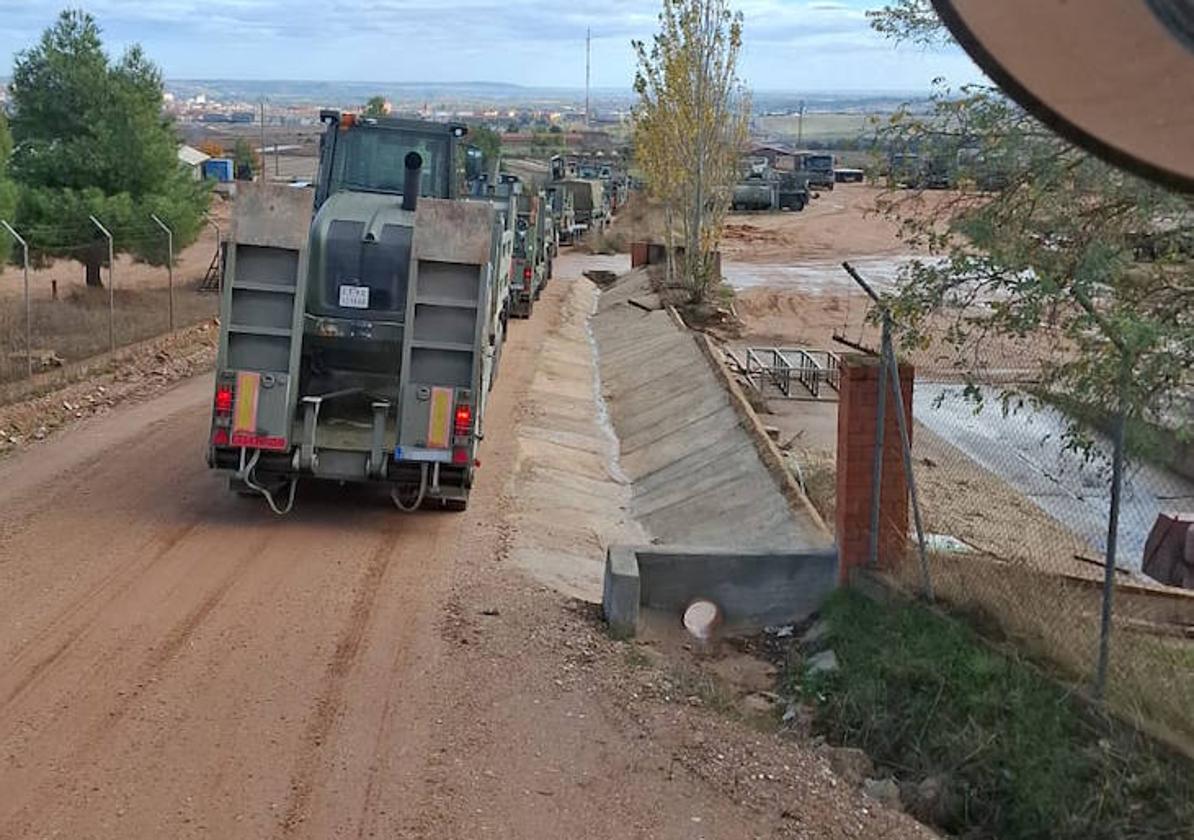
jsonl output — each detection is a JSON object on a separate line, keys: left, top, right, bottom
{"left": 802, "top": 589, "right": 1194, "bottom": 839}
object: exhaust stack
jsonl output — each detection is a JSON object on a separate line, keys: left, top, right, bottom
{"left": 403, "top": 152, "right": 423, "bottom": 211}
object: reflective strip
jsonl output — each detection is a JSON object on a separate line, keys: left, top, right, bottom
{"left": 233, "top": 371, "right": 260, "bottom": 435}
{"left": 230, "top": 433, "right": 287, "bottom": 451}
{"left": 427, "top": 386, "right": 453, "bottom": 449}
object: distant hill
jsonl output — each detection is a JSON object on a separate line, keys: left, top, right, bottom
{"left": 161, "top": 79, "right": 931, "bottom": 114}
{"left": 165, "top": 79, "right": 620, "bottom": 108}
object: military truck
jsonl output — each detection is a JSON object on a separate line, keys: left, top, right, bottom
{"left": 207, "top": 112, "right": 511, "bottom": 513}
{"left": 796, "top": 152, "right": 836, "bottom": 191}
{"left": 777, "top": 171, "right": 809, "bottom": 211}
{"left": 546, "top": 183, "right": 578, "bottom": 244}
{"left": 561, "top": 179, "right": 607, "bottom": 233}
{"left": 732, "top": 157, "right": 779, "bottom": 211}
{"left": 510, "top": 192, "right": 549, "bottom": 318}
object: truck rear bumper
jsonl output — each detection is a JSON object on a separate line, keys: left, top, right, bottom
{"left": 209, "top": 446, "right": 473, "bottom": 493}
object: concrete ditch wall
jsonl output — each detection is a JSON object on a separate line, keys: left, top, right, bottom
{"left": 604, "top": 545, "right": 838, "bottom": 637}
{"left": 592, "top": 270, "right": 833, "bottom": 553}
{"left": 508, "top": 278, "right": 647, "bottom": 602}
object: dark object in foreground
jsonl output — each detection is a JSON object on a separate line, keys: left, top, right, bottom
{"left": 1142, "top": 512, "right": 1194, "bottom": 589}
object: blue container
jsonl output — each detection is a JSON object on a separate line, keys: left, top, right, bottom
{"left": 203, "top": 158, "right": 235, "bottom": 183}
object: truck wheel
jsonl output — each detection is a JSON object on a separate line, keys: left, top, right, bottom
{"left": 489, "top": 322, "right": 504, "bottom": 391}
{"left": 441, "top": 497, "right": 469, "bottom": 512}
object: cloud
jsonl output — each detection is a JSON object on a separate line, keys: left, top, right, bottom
{"left": 0, "top": 1, "right": 982, "bottom": 90}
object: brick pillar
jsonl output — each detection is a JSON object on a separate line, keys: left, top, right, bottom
{"left": 835, "top": 353, "right": 914, "bottom": 582}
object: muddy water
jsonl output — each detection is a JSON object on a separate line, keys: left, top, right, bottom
{"left": 721, "top": 255, "right": 932, "bottom": 293}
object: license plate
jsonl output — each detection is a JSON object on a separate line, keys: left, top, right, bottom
{"left": 338, "top": 285, "right": 369, "bottom": 309}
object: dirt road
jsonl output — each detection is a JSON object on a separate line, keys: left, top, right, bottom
{"left": 0, "top": 261, "right": 925, "bottom": 839}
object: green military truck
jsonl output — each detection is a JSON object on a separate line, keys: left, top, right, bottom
{"left": 207, "top": 112, "right": 512, "bottom": 513}
{"left": 510, "top": 191, "right": 550, "bottom": 318}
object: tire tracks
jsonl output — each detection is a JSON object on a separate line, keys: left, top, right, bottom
{"left": 278, "top": 527, "right": 400, "bottom": 837}
{"left": 0, "top": 520, "right": 202, "bottom": 712}
{"left": 0, "top": 530, "right": 268, "bottom": 838}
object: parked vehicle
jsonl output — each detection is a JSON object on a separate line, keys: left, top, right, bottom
{"left": 797, "top": 152, "right": 836, "bottom": 191}
{"left": 733, "top": 156, "right": 779, "bottom": 211}
{"left": 777, "top": 171, "right": 809, "bottom": 211}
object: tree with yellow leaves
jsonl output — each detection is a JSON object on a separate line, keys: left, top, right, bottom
{"left": 633, "top": 0, "right": 750, "bottom": 302}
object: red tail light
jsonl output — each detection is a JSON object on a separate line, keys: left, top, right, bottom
{"left": 452, "top": 447, "right": 469, "bottom": 465}
{"left": 214, "top": 384, "right": 234, "bottom": 415}
{"left": 454, "top": 404, "right": 472, "bottom": 436}
{"left": 523, "top": 265, "right": 533, "bottom": 281}
{"left": 211, "top": 427, "right": 229, "bottom": 446}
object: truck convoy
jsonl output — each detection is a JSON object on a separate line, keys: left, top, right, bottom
{"left": 207, "top": 112, "right": 513, "bottom": 514}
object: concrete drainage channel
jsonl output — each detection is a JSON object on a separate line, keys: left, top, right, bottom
{"left": 588, "top": 268, "right": 837, "bottom": 636}
{"left": 510, "top": 265, "right": 838, "bottom": 635}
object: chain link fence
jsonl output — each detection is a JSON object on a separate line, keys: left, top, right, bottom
{"left": 0, "top": 222, "right": 222, "bottom": 385}
{"left": 854, "top": 277, "right": 1194, "bottom": 745}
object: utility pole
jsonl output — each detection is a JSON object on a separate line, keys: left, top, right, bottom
{"left": 259, "top": 99, "right": 267, "bottom": 181}
{"left": 585, "top": 28, "right": 591, "bottom": 128}
{"left": 797, "top": 100, "right": 806, "bottom": 149}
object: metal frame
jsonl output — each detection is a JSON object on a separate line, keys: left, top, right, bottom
{"left": 736, "top": 347, "right": 842, "bottom": 399}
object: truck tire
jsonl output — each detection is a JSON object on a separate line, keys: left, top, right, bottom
{"left": 441, "top": 497, "right": 469, "bottom": 512}
{"left": 488, "top": 316, "right": 505, "bottom": 392}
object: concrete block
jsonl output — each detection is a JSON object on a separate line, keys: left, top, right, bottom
{"left": 602, "top": 544, "right": 839, "bottom": 637}
{"left": 603, "top": 545, "right": 642, "bottom": 636}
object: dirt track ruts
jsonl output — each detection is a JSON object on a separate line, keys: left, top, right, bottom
{"left": 0, "top": 269, "right": 535, "bottom": 837}
{"left": 0, "top": 257, "right": 932, "bottom": 840}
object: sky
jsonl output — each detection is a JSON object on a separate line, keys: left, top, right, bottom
{"left": 0, "top": 0, "right": 985, "bottom": 92}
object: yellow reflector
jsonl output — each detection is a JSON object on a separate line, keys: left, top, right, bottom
{"left": 233, "top": 372, "right": 260, "bottom": 435}
{"left": 427, "top": 386, "right": 453, "bottom": 449}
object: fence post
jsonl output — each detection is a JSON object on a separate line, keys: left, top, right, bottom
{"left": 88, "top": 215, "right": 115, "bottom": 353}
{"left": 881, "top": 320, "right": 933, "bottom": 601}
{"left": 150, "top": 214, "right": 175, "bottom": 332}
{"left": 1, "top": 221, "right": 31, "bottom": 378}
{"left": 1095, "top": 362, "right": 1130, "bottom": 700}
{"left": 840, "top": 261, "right": 890, "bottom": 570}
{"left": 867, "top": 331, "right": 889, "bottom": 569}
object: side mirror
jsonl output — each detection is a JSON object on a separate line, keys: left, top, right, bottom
{"left": 464, "top": 147, "right": 484, "bottom": 183}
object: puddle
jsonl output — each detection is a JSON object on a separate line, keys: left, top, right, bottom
{"left": 722, "top": 255, "right": 937, "bottom": 293}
